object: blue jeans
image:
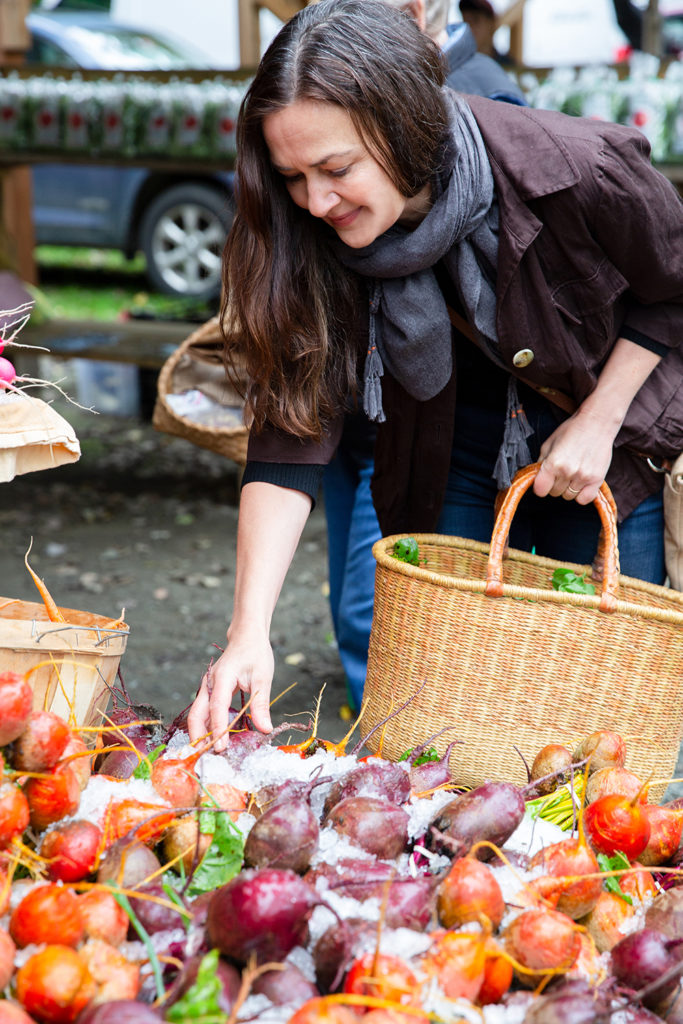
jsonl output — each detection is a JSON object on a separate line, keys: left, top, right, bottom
{"left": 323, "top": 443, "right": 380, "bottom": 711}
{"left": 323, "top": 401, "right": 665, "bottom": 710}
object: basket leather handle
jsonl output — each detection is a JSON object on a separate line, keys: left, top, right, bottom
{"left": 485, "top": 462, "right": 620, "bottom": 613}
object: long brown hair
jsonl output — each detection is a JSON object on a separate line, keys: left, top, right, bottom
{"left": 223, "top": 0, "right": 448, "bottom": 439}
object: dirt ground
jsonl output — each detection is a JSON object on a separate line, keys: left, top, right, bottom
{"left": 1, "top": 359, "right": 351, "bottom": 745}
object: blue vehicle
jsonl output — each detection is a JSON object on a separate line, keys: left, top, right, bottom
{"left": 26, "top": 10, "right": 235, "bottom": 301}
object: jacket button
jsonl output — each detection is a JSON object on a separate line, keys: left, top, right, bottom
{"left": 513, "top": 348, "right": 534, "bottom": 368}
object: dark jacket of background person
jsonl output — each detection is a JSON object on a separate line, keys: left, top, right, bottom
{"left": 247, "top": 96, "right": 683, "bottom": 533}
{"left": 442, "top": 21, "right": 524, "bottom": 102}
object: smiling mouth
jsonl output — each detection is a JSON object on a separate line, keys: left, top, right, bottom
{"left": 328, "top": 208, "right": 359, "bottom": 228}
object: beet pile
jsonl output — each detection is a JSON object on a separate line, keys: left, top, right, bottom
{"left": 1, "top": 668, "right": 683, "bottom": 1024}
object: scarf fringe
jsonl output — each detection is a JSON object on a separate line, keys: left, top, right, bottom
{"left": 493, "top": 377, "right": 534, "bottom": 489}
{"left": 364, "top": 283, "right": 386, "bottom": 423}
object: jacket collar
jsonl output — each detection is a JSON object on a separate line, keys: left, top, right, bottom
{"left": 465, "top": 93, "right": 581, "bottom": 203}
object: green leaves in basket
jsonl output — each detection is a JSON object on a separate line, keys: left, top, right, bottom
{"left": 398, "top": 745, "right": 440, "bottom": 766}
{"left": 552, "top": 568, "right": 596, "bottom": 595}
{"left": 392, "top": 536, "right": 420, "bottom": 565}
{"left": 597, "top": 851, "right": 633, "bottom": 905}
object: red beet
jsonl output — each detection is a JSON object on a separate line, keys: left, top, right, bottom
{"left": 611, "top": 928, "right": 683, "bottom": 1008}
{"left": 322, "top": 761, "right": 411, "bottom": 816}
{"left": 0, "top": 672, "right": 33, "bottom": 747}
{"left": 323, "top": 796, "right": 409, "bottom": 859}
{"left": 164, "top": 953, "right": 241, "bottom": 1014}
{"left": 127, "top": 881, "right": 188, "bottom": 935}
{"left": 312, "top": 918, "right": 375, "bottom": 993}
{"left": 97, "top": 734, "right": 150, "bottom": 780}
{"left": 409, "top": 740, "right": 460, "bottom": 794}
{"left": 76, "top": 1001, "right": 161, "bottom": 1024}
{"left": 428, "top": 781, "right": 525, "bottom": 860}
{"left": 244, "top": 797, "right": 319, "bottom": 873}
{"left": 252, "top": 963, "right": 320, "bottom": 1005}
{"left": 206, "top": 867, "right": 321, "bottom": 964}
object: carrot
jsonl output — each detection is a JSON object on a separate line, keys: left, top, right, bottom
{"left": 24, "top": 539, "right": 65, "bottom": 623}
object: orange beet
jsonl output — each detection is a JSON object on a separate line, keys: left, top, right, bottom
{"left": 583, "top": 793, "right": 651, "bottom": 859}
{"left": 41, "top": 819, "right": 101, "bottom": 882}
{"left": 574, "top": 730, "right": 627, "bottom": 773}
{"left": 0, "top": 782, "right": 29, "bottom": 850}
{"left": 0, "top": 925, "right": 16, "bottom": 989}
{"left": 504, "top": 907, "right": 581, "bottom": 985}
{"left": 478, "top": 938, "right": 513, "bottom": 1005}
{"left": 529, "top": 837, "right": 603, "bottom": 920}
{"left": 24, "top": 762, "right": 80, "bottom": 832}
{"left": 343, "top": 952, "right": 421, "bottom": 1006}
{"left": 103, "top": 798, "right": 175, "bottom": 847}
{"left": 150, "top": 754, "right": 201, "bottom": 807}
{"left": 15, "top": 945, "right": 95, "bottom": 1024}
{"left": 422, "top": 930, "right": 486, "bottom": 1001}
{"left": 638, "top": 805, "right": 683, "bottom": 867}
{"left": 79, "top": 888, "right": 129, "bottom": 947}
{"left": 10, "top": 883, "right": 84, "bottom": 949}
{"left": 79, "top": 937, "right": 140, "bottom": 1004}
{"left": 59, "top": 734, "right": 93, "bottom": 791}
{"left": 0, "top": 671, "right": 33, "bottom": 746}
{"left": 585, "top": 766, "right": 644, "bottom": 804}
{"left": 11, "top": 711, "right": 71, "bottom": 773}
{"left": 287, "top": 998, "right": 359, "bottom": 1024}
{"left": 436, "top": 856, "right": 504, "bottom": 929}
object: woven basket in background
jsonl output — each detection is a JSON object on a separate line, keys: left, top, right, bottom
{"left": 361, "top": 463, "right": 683, "bottom": 802}
{"left": 153, "top": 316, "right": 248, "bottom": 466}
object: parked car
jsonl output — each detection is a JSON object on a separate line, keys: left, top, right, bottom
{"left": 26, "top": 11, "right": 235, "bottom": 302}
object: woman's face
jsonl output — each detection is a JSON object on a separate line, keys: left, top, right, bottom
{"left": 263, "top": 100, "right": 430, "bottom": 248}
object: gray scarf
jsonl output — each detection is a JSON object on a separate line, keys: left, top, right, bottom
{"left": 332, "top": 91, "right": 531, "bottom": 488}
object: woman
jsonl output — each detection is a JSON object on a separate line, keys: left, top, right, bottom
{"left": 187, "top": 0, "right": 683, "bottom": 749}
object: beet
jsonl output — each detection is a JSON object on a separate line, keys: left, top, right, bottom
{"left": 252, "top": 963, "right": 319, "bottom": 1004}
{"left": 206, "top": 867, "right": 321, "bottom": 964}
{"left": 127, "top": 881, "right": 188, "bottom": 936}
{"left": 305, "top": 858, "right": 401, "bottom": 899}
{"left": 409, "top": 741, "right": 459, "bottom": 794}
{"left": 76, "top": 1002, "right": 161, "bottom": 1024}
{"left": 97, "top": 838, "right": 161, "bottom": 889}
{"left": 244, "top": 797, "right": 319, "bottom": 873}
{"left": 164, "top": 952, "right": 241, "bottom": 1014}
{"left": 645, "top": 888, "right": 683, "bottom": 940}
{"left": 428, "top": 780, "right": 525, "bottom": 860}
{"left": 312, "top": 918, "right": 375, "bottom": 993}
{"left": 98, "top": 734, "right": 150, "bottom": 780}
{"left": 522, "top": 980, "right": 601, "bottom": 1024}
{"left": 323, "top": 796, "right": 409, "bottom": 859}
{"left": 322, "top": 761, "right": 411, "bottom": 816}
{"left": 611, "top": 928, "right": 683, "bottom": 1008}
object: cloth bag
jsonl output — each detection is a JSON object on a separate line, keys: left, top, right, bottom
{"left": 0, "top": 392, "right": 80, "bottom": 482}
{"left": 664, "top": 453, "right": 683, "bottom": 590}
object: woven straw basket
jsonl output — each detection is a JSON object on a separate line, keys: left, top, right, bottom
{"left": 153, "top": 316, "right": 248, "bottom": 466}
{"left": 0, "top": 596, "right": 129, "bottom": 735}
{"left": 361, "top": 463, "right": 683, "bottom": 802}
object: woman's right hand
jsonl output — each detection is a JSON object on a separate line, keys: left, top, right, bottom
{"left": 186, "top": 480, "right": 314, "bottom": 752}
{"left": 187, "top": 627, "right": 274, "bottom": 751}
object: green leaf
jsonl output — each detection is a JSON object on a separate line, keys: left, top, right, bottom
{"left": 132, "top": 743, "right": 166, "bottom": 780}
{"left": 165, "top": 948, "right": 228, "bottom": 1024}
{"left": 597, "top": 852, "right": 633, "bottom": 904}
{"left": 397, "top": 745, "right": 440, "bottom": 766}
{"left": 552, "top": 568, "right": 596, "bottom": 595}
{"left": 392, "top": 537, "right": 421, "bottom": 566}
{"left": 186, "top": 812, "right": 245, "bottom": 897}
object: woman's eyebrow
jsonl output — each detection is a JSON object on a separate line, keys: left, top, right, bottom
{"left": 273, "top": 149, "right": 355, "bottom": 172}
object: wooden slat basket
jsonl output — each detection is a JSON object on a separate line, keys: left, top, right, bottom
{"left": 152, "top": 316, "right": 249, "bottom": 466}
{"left": 361, "top": 464, "right": 683, "bottom": 802}
{"left": 0, "top": 597, "right": 129, "bottom": 733}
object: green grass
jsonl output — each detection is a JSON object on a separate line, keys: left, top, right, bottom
{"left": 34, "top": 246, "right": 218, "bottom": 323}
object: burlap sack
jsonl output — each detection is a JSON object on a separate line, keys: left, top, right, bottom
{"left": 0, "top": 392, "right": 80, "bottom": 482}
{"left": 664, "top": 453, "right": 683, "bottom": 591}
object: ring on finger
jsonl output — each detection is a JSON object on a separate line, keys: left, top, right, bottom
{"left": 566, "top": 485, "right": 580, "bottom": 495}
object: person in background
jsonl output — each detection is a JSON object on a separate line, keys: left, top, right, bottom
{"left": 458, "top": 0, "right": 514, "bottom": 67}
{"left": 187, "top": 0, "right": 682, "bottom": 749}
{"left": 323, "top": 0, "right": 525, "bottom": 712}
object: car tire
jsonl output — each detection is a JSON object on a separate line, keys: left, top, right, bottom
{"left": 139, "top": 183, "right": 233, "bottom": 301}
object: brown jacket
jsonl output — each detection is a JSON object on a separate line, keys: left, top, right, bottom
{"left": 248, "top": 96, "right": 683, "bottom": 531}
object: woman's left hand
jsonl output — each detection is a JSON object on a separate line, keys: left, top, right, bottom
{"left": 533, "top": 409, "right": 615, "bottom": 503}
